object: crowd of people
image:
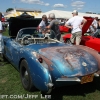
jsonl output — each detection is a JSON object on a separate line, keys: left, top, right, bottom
{"left": 38, "top": 13, "right": 61, "bottom": 41}
{"left": 38, "top": 10, "right": 87, "bottom": 45}
{"left": 38, "top": 10, "right": 100, "bottom": 45}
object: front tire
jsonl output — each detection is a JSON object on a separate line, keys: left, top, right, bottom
{"left": 20, "top": 59, "right": 36, "bottom": 91}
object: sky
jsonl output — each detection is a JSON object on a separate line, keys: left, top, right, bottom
{"left": 0, "top": 0, "right": 100, "bottom": 14}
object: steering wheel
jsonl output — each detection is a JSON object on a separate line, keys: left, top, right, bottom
{"left": 21, "top": 35, "right": 32, "bottom": 45}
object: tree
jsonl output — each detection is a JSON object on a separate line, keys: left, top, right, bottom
{"left": 6, "top": 8, "right": 14, "bottom": 12}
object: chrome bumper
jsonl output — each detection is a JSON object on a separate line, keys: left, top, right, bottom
{"left": 56, "top": 73, "right": 99, "bottom": 82}
{"left": 56, "top": 77, "right": 81, "bottom": 82}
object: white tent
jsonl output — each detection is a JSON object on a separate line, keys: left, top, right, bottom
{"left": 35, "top": 10, "right": 72, "bottom": 19}
{"left": 36, "top": 10, "right": 100, "bottom": 19}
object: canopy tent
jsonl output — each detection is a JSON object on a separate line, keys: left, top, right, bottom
{"left": 35, "top": 10, "right": 100, "bottom": 19}
{"left": 5, "top": 11, "right": 23, "bottom": 18}
{"left": 4, "top": 10, "right": 41, "bottom": 18}
{"left": 35, "top": 10, "right": 72, "bottom": 19}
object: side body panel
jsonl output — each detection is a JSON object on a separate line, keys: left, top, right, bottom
{"left": 3, "top": 36, "right": 62, "bottom": 91}
{"left": 3, "top": 37, "right": 23, "bottom": 68}
{"left": 81, "top": 36, "right": 100, "bottom": 52}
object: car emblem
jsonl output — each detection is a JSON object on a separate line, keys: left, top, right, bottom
{"left": 82, "top": 62, "right": 87, "bottom": 66}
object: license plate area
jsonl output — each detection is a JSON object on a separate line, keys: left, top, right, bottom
{"left": 81, "top": 74, "right": 94, "bottom": 84}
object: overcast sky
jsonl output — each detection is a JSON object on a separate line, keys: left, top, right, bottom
{"left": 0, "top": 0, "right": 100, "bottom": 13}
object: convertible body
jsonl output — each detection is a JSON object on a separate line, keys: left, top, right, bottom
{"left": 3, "top": 14, "right": 100, "bottom": 93}
{"left": 63, "top": 17, "right": 100, "bottom": 53}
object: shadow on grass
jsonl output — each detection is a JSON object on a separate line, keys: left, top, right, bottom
{"left": 45, "top": 77, "right": 100, "bottom": 100}
{"left": 0, "top": 60, "right": 9, "bottom": 66}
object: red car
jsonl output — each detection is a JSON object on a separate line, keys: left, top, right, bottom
{"left": 59, "top": 25, "right": 70, "bottom": 33}
{"left": 63, "top": 17, "right": 100, "bottom": 53}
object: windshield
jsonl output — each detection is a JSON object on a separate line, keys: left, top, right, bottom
{"left": 17, "top": 28, "right": 39, "bottom": 38}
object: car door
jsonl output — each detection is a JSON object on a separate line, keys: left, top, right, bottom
{"left": 10, "top": 40, "right": 23, "bottom": 66}
{"left": 3, "top": 38, "right": 13, "bottom": 61}
{"left": 4, "top": 38, "right": 23, "bottom": 66}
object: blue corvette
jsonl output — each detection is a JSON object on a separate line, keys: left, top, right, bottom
{"left": 3, "top": 14, "right": 100, "bottom": 94}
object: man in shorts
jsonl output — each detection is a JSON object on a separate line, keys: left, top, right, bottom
{"left": 65, "top": 10, "right": 87, "bottom": 45}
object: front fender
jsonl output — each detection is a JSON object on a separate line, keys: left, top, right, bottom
{"left": 20, "top": 51, "right": 52, "bottom": 92}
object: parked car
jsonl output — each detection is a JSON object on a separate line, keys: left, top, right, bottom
{"left": 1, "top": 14, "right": 8, "bottom": 28}
{"left": 63, "top": 17, "right": 100, "bottom": 53}
{"left": 59, "top": 25, "right": 70, "bottom": 33}
{"left": 3, "top": 14, "right": 100, "bottom": 94}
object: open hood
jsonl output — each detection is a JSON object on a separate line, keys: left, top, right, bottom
{"left": 82, "top": 16, "right": 94, "bottom": 35}
{"left": 8, "top": 12, "right": 42, "bottom": 37}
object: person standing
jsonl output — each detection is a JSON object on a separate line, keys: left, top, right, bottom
{"left": 89, "top": 17, "right": 98, "bottom": 35}
{"left": 65, "top": 10, "right": 87, "bottom": 45}
{"left": 97, "top": 19, "right": 100, "bottom": 34}
{"left": 46, "top": 13, "right": 61, "bottom": 41}
{"left": 97, "top": 19, "right": 100, "bottom": 29}
{"left": 0, "top": 12, "right": 3, "bottom": 56}
{"left": 0, "top": 12, "right": 4, "bottom": 64}
{"left": 38, "top": 15, "right": 48, "bottom": 33}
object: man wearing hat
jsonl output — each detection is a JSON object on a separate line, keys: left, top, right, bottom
{"left": 65, "top": 10, "right": 87, "bottom": 45}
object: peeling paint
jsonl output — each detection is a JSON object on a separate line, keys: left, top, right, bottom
{"left": 38, "top": 55, "right": 54, "bottom": 71}
{"left": 39, "top": 46, "right": 87, "bottom": 69}
{"left": 39, "top": 46, "right": 99, "bottom": 75}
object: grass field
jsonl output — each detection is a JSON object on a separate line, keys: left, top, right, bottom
{"left": 0, "top": 29, "right": 100, "bottom": 100}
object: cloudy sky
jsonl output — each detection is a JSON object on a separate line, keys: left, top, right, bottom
{"left": 0, "top": 0, "right": 100, "bottom": 13}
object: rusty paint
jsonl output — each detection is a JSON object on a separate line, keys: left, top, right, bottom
{"left": 38, "top": 54, "right": 54, "bottom": 71}
{"left": 64, "top": 58, "right": 73, "bottom": 69}
{"left": 40, "top": 46, "right": 85, "bottom": 59}
{"left": 76, "top": 45, "right": 100, "bottom": 69}
{"left": 40, "top": 46, "right": 86, "bottom": 69}
{"left": 39, "top": 45, "right": 99, "bottom": 76}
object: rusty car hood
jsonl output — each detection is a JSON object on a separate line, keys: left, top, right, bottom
{"left": 39, "top": 46, "right": 99, "bottom": 76}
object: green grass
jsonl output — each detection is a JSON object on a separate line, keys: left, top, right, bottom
{"left": 0, "top": 29, "right": 100, "bottom": 100}
{"left": 3, "top": 28, "right": 9, "bottom": 36}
